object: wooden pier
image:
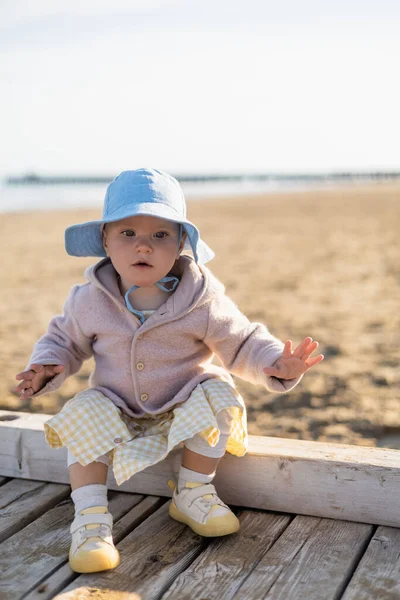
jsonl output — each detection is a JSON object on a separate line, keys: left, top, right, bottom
{"left": 1, "top": 410, "right": 399, "bottom": 599}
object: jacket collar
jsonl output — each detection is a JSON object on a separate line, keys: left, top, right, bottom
{"left": 84, "top": 255, "right": 215, "bottom": 324}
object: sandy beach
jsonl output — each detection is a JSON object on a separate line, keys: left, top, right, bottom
{"left": 1, "top": 183, "right": 399, "bottom": 448}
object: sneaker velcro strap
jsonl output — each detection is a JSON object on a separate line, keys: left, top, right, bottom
{"left": 184, "top": 484, "right": 218, "bottom": 504}
{"left": 70, "top": 511, "right": 113, "bottom": 534}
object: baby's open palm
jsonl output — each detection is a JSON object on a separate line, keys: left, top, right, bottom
{"left": 263, "top": 337, "right": 324, "bottom": 380}
{"left": 15, "top": 364, "right": 65, "bottom": 400}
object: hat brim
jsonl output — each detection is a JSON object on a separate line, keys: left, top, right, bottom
{"left": 65, "top": 202, "right": 214, "bottom": 265}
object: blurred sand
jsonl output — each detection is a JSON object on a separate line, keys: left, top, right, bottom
{"left": 1, "top": 183, "right": 399, "bottom": 447}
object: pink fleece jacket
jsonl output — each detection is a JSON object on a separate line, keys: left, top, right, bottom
{"left": 28, "top": 255, "right": 302, "bottom": 417}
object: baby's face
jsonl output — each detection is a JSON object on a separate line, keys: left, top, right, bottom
{"left": 102, "top": 215, "right": 185, "bottom": 290}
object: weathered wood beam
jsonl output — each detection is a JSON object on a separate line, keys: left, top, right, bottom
{"left": 1, "top": 410, "right": 399, "bottom": 527}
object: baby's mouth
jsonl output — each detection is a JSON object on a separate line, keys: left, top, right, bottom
{"left": 133, "top": 261, "right": 153, "bottom": 267}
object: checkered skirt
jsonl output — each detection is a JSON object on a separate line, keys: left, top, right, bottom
{"left": 44, "top": 378, "right": 248, "bottom": 485}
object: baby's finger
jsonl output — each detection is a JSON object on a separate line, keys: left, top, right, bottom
{"left": 15, "top": 375, "right": 34, "bottom": 393}
{"left": 15, "top": 370, "right": 35, "bottom": 381}
{"left": 15, "top": 380, "right": 30, "bottom": 393}
{"left": 263, "top": 367, "right": 281, "bottom": 377}
{"left": 30, "top": 364, "right": 44, "bottom": 373}
{"left": 305, "top": 354, "right": 324, "bottom": 369}
{"left": 19, "top": 387, "right": 34, "bottom": 400}
{"left": 281, "top": 340, "right": 293, "bottom": 358}
{"left": 301, "top": 341, "right": 319, "bottom": 360}
{"left": 48, "top": 364, "right": 65, "bottom": 374}
{"left": 293, "top": 337, "right": 313, "bottom": 357}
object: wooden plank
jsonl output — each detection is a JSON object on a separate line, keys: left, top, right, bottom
{"left": 0, "top": 411, "right": 68, "bottom": 482}
{"left": 342, "top": 525, "right": 400, "bottom": 600}
{"left": 0, "top": 478, "right": 70, "bottom": 543}
{"left": 53, "top": 503, "right": 206, "bottom": 600}
{"left": 1, "top": 410, "right": 400, "bottom": 527}
{"left": 0, "top": 491, "right": 147, "bottom": 600}
{"left": 232, "top": 515, "right": 373, "bottom": 600}
{"left": 161, "top": 510, "right": 291, "bottom": 599}
{"left": 24, "top": 496, "right": 165, "bottom": 600}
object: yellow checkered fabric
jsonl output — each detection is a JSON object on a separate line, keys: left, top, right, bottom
{"left": 44, "top": 379, "right": 248, "bottom": 485}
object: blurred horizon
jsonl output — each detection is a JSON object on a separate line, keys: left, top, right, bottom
{"left": 5, "top": 168, "right": 400, "bottom": 184}
{"left": 2, "top": 0, "right": 400, "bottom": 177}
{"left": 2, "top": 168, "right": 400, "bottom": 214}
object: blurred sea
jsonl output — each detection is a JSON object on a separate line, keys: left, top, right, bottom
{"left": 0, "top": 178, "right": 359, "bottom": 214}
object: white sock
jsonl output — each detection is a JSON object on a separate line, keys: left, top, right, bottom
{"left": 178, "top": 465, "right": 215, "bottom": 493}
{"left": 70, "top": 484, "right": 108, "bottom": 515}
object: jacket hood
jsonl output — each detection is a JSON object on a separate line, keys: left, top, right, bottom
{"left": 84, "top": 255, "right": 225, "bottom": 319}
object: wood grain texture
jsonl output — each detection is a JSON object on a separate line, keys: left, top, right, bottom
{"left": 233, "top": 515, "right": 373, "bottom": 600}
{"left": 342, "top": 525, "right": 400, "bottom": 600}
{"left": 161, "top": 510, "right": 291, "bottom": 600}
{"left": 0, "top": 479, "right": 70, "bottom": 542}
{"left": 1, "top": 410, "right": 400, "bottom": 527}
{"left": 54, "top": 503, "right": 206, "bottom": 600}
{"left": 24, "top": 496, "right": 165, "bottom": 600}
{"left": 0, "top": 491, "right": 144, "bottom": 600}
{"left": 1, "top": 476, "right": 398, "bottom": 599}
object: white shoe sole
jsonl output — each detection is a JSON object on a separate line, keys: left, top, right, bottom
{"left": 169, "top": 500, "right": 240, "bottom": 537}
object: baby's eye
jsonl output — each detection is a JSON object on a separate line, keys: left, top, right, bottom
{"left": 122, "top": 230, "right": 135, "bottom": 237}
{"left": 154, "top": 231, "right": 169, "bottom": 239}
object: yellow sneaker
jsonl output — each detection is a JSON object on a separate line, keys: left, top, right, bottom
{"left": 168, "top": 480, "right": 240, "bottom": 537}
{"left": 69, "top": 506, "right": 120, "bottom": 573}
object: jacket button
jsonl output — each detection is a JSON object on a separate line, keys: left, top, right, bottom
{"left": 114, "top": 437, "right": 123, "bottom": 444}
{"left": 141, "top": 393, "right": 149, "bottom": 401}
{"left": 136, "top": 362, "right": 144, "bottom": 370}
{"left": 137, "top": 333, "right": 144, "bottom": 339}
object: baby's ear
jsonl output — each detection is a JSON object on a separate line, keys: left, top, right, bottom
{"left": 178, "top": 231, "right": 187, "bottom": 255}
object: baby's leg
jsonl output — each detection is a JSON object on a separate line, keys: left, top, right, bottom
{"left": 67, "top": 451, "right": 120, "bottom": 573}
{"left": 69, "top": 452, "right": 109, "bottom": 491}
{"left": 169, "top": 409, "right": 240, "bottom": 536}
{"left": 181, "top": 407, "right": 233, "bottom": 481}
{"left": 181, "top": 449, "right": 220, "bottom": 476}
{"left": 68, "top": 450, "right": 109, "bottom": 509}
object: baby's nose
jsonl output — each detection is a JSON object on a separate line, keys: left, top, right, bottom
{"left": 135, "top": 236, "right": 153, "bottom": 251}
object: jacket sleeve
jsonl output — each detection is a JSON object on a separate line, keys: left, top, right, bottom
{"left": 203, "top": 291, "right": 302, "bottom": 393}
{"left": 27, "top": 285, "right": 94, "bottom": 398}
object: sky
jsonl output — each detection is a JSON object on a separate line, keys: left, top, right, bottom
{"left": 1, "top": 0, "right": 400, "bottom": 176}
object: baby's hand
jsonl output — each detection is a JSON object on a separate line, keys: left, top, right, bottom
{"left": 263, "top": 337, "right": 324, "bottom": 380}
{"left": 15, "top": 364, "right": 65, "bottom": 400}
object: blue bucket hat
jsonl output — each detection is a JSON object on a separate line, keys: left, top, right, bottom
{"left": 65, "top": 168, "right": 214, "bottom": 265}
